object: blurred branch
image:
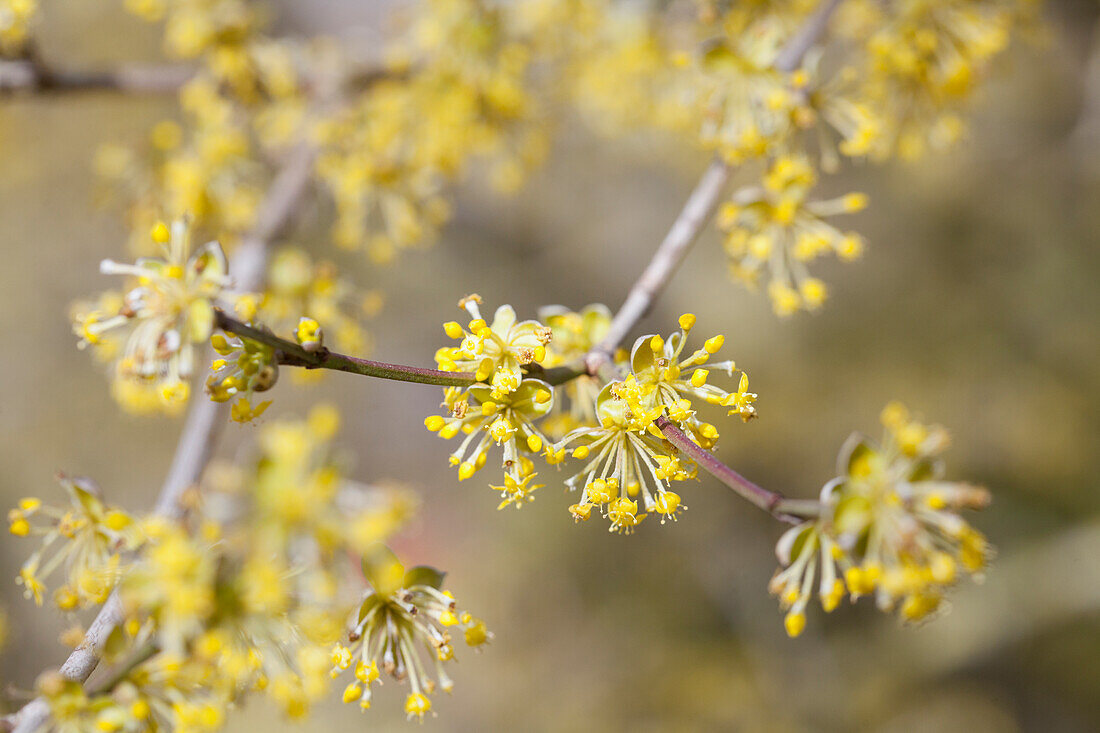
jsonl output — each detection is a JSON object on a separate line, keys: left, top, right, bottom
{"left": 589, "top": 159, "right": 734, "bottom": 371}
{"left": 588, "top": 0, "right": 843, "bottom": 371}
{"left": 0, "top": 142, "right": 318, "bottom": 733}
{"left": 0, "top": 58, "right": 193, "bottom": 94}
{"left": 0, "top": 54, "right": 397, "bottom": 97}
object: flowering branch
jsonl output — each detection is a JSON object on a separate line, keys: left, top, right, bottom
{"left": 1, "top": 141, "right": 318, "bottom": 733}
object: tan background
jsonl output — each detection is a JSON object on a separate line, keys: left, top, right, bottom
{"left": 2, "top": 1, "right": 1099, "bottom": 730}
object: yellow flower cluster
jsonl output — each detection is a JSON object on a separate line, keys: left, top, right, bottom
{"left": 844, "top": 0, "right": 1034, "bottom": 160}
{"left": 316, "top": 0, "right": 551, "bottom": 262}
{"left": 99, "top": 0, "right": 306, "bottom": 259}
{"left": 428, "top": 307, "right": 757, "bottom": 532}
{"left": 717, "top": 155, "right": 867, "bottom": 315}
{"left": 623, "top": 313, "right": 758, "bottom": 445}
{"left": 549, "top": 381, "right": 693, "bottom": 533}
{"left": 330, "top": 548, "right": 491, "bottom": 720}
{"left": 25, "top": 407, "right": 469, "bottom": 727}
{"left": 9, "top": 475, "right": 139, "bottom": 610}
{"left": 426, "top": 379, "right": 553, "bottom": 508}
{"left": 562, "top": 0, "right": 1035, "bottom": 314}
{"left": 0, "top": 0, "right": 35, "bottom": 54}
{"left": 435, "top": 295, "right": 553, "bottom": 399}
{"left": 206, "top": 328, "right": 278, "bottom": 423}
{"left": 72, "top": 219, "right": 231, "bottom": 415}
{"left": 770, "top": 402, "right": 991, "bottom": 637}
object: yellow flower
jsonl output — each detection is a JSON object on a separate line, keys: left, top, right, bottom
{"left": 331, "top": 549, "right": 490, "bottom": 716}
{"left": 435, "top": 296, "right": 552, "bottom": 398}
{"left": 73, "top": 219, "right": 231, "bottom": 413}
{"left": 626, "top": 314, "right": 757, "bottom": 447}
{"left": 549, "top": 381, "right": 693, "bottom": 533}
{"left": 718, "top": 156, "right": 867, "bottom": 315}
{"left": 770, "top": 402, "right": 992, "bottom": 633}
{"left": 538, "top": 304, "right": 612, "bottom": 436}
{"left": 427, "top": 378, "right": 553, "bottom": 491}
{"left": 11, "top": 476, "right": 139, "bottom": 610}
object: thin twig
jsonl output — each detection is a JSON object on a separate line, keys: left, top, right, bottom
{"left": 216, "top": 311, "right": 478, "bottom": 388}
{"left": 772, "top": 0, "right": 844, "bottom": 74}
{"left": 656, "top": 416, "right": 809, "bottom": 524}
{"left": 588, "top": 158, "right": 733, "bottom": 372}
{"left": 1, "top": 141, "right": 318, "bottom": 733}
{"left": 214, "top": 312, "right": 590, "bottom": 388}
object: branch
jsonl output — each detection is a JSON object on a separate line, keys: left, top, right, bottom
{"left": 215, "top": 311, "right": 478, "bottom": 388}
{"left": 656, "top": 416, "right": 814, "bottom": 524}
{"left": 214, "top": 312, "right": 590, "bottom": 389}
{"left": 0, "top": 59, "right": 193, "bottom": 94}
{"left": 587, "top": 0, "right": 844, "bottom": 371}
{"left": 0, "top": 57, "right": 398, "bottom": 96}
{"left": 588, "top": 158, "right": 734, "bottom": 371}
{"left": 1, "top": 141, "right": 318, "bottom": 733}
{"left": 772, "top": 0, "right": 845, "bottom": 74}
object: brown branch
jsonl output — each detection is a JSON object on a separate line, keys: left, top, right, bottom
{"left": 215, "top": 311, "right": 479, "bottom": 388}
{"left": 1, "top": 141, "right": 318, "bottom": 733}
{"left": 214, "top": 312, "right": 589, "bottom": 389}
{"left": 656, "top": 416, "right": 814, "bottom": 524}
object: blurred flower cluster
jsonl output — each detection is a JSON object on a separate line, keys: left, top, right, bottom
{"left": 770, "top": 402, "right": 991, "bottom": 636}
{"left": 568, "top": 0, "right": 1037, "bottom": 313}
{"left": 0, "top": 0, "right": 34, "bottom": 54}
{"left": 72, "top": 219, "right": 232, "bottom": 415}
{"left": 11, "top": 407, "right": 482, "bottom": 725}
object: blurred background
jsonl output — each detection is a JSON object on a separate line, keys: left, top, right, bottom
{"left": 2, "top": 1, "right": 1100, "bottom": 731}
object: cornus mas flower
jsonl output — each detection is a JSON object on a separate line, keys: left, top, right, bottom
{"left": 10, "top": 475, "right": 139, "bottom": 610}
{"left": 854, "top": 0, "right": 1024, "bottom": 160}
{"left": 331, "top": 550, "right": 491, "bottom": 720}
{"left": 771, "top": 402, "right": 992, "bottom": 636}
{"left": 675, "top": 24, "right": 807, "bottom": 163}
{"left": 548, "top": 382, "right": 694, "bottom": 533}
{"left": 538, "top": 303, "right": 613, "bottom": 436}
{"left": 73, "top": 219, "right": 232, "bottom": 410}
{"left": 426, "top": 379, "right": 554, "bottom": 507}
{"left": 795, "top": 63, "right": 886, "bottom": 170}
{"left": 717, "top": 155, "right": 867, "bottom": 315}
{"left": 40, "top": 408, "right": 425, "bottom": 728}
{"left": 435, "top": 295, "right": 553, "bottom": 399}
{"left": 316, "top": 79, "right": 453, "bottom": 262}
{"left": 206, "top": 329, "right": 278, "bottom": 423}
{"left": 625, "top": 313, "right": 757, "bottom": 448}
